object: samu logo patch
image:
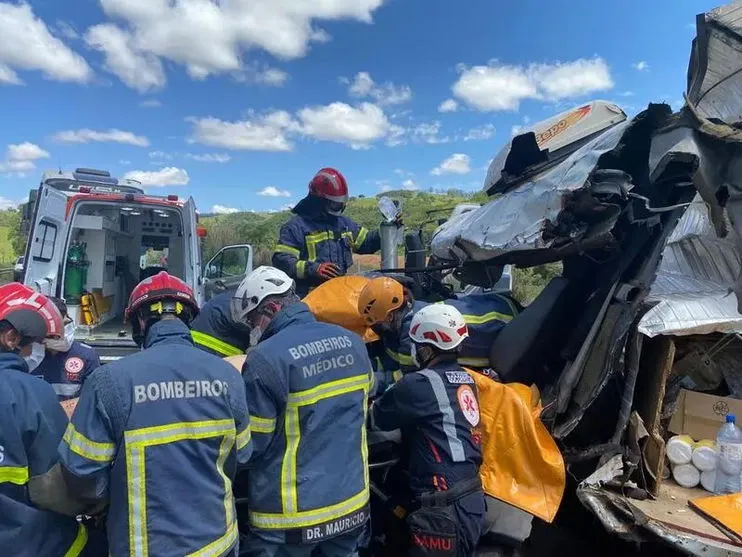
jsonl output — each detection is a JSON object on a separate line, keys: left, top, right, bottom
{"left": 65, "top": 357, "right": 85, "bottom": 382}
{"left": 456, "top": 385, "right": 480, "bottom": 427}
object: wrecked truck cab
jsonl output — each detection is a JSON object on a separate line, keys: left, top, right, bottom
{"left": 428, "top": 2, "right": 742, "bottom": 553}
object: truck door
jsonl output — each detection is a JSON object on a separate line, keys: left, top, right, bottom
{"left": 202, "top": 245, "right": 253, "bottom": 301}
{"left": 183, "top": 196, "right": 204, "bottom": 304}
{"left": 22, "top": 185, "right": 70, "bottom": 296}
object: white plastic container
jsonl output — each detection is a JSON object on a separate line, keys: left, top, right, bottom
{"left": 701, "top": 469, "right": 716, "bottom": 492}
{"left": 672, "top": 463, "right": 701, "bottom": 488}
{"left": 691, "top": 439, "right": 718, "bottom": 472}
{"left": 666, "top": 435, "right": 694, "bottom": 466}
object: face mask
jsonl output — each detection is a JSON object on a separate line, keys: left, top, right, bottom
{"left": 249, "top": 326, "right": 263, "bottom": 347}
{"left": 411, "top": 343, "right": 420, "bottom": 368}
{"left": 24, "top": 342, "right": 46, "bottom": 372}
{"left": 45, "top": 322, "right": 75, "bottom": 352}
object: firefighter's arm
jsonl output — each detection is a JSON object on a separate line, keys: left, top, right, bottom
{"left": 370, "top": 373, "right": 426, "bottom": 431}
{"left": 273, "top": 222, "right": 315, "bottom": 281}
{"left": 227, "top": 368, "right": 254, "bottom": 466}
{"left": 56, "top": 373, "right": 116, "bottom": 505}
{"left": 242, "top": 352, "right": 284, "bottom": 464}
{"left": 30, "top": 374, "right": 114, "bottom": 516}
{"left": 349, "top": 220, "right": 381, "bottom": 255}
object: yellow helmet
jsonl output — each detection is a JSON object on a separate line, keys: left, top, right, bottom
{"left": 357, "top": 277, "right": 405, "bottom": 326}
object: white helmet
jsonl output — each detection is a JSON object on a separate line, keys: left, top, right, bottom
{"left": 231, "top": 266, "right": 294, "bottom": 325}
{"left": 409, "top": 304, "right": 469, "bottom": 351}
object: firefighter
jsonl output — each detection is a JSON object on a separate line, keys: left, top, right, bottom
{"left": 232, "top": 266, "right": 373, "bottom": 556}
{"left": 272, "top": 167, "right": 385, "bottom": 297}
{"left": 33, "top": 272, "right": 253, "bottom": 556}
{"left": 0, "top": 283, "right": 101, "bottom": 556}
{"left": 370, "top": 304, "right": 485, "bottom": 557}
{"left": 358, "top": 276, "right": 518, "bottom": 380}
{"left": 191, "top": 290, "right": 250, "bottom": 357}
{"left": 32, "top": 297, "right": 100, "bottom": 401}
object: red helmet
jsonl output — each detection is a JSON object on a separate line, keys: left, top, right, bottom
{"left": 308, "top": 168, "right": 349, "bottom": 204}
{"left": 125, "top": 271, "right": 199, "bottom": 322}
{"left": 0, "top": 283, "right": 63, "bottom": 341}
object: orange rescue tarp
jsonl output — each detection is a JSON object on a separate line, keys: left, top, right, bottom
{"left": 464, "top": 369, "right": 566, "bottom": 523}
{"left": 303, "top": 276, "right": 379, "bottom": 343}
{"left": 690, "top": 493, "right": 742, "bottom": 538}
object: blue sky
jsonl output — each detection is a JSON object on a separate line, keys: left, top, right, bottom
{"left": 0, "top": 0, "right": 721, "bottom": 214}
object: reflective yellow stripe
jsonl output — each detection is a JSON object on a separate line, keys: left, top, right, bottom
{"left": 63, "top": 524, "right": 88, "bottom": 557}
{"left": 63, "top": 424, "right": 116, "bottom": 463}
{"left": 296, "top": 260, "right": 307, "bottom": 279}
{"left": 281, "top": 406, "right": 300, "bottom": 514}
{"left": 354, "top": 227, "right": 369, "bottom": 251}
{"left": 125, "top": 420, "right": 236, "bottom": 557}
{"left": 250, "top": 487, "right": 369, "bottom": 529}
{"left": 186, "top": 521, "right": 238, "bottom": 557}
{"left": 460, "top": 310, "right": 514, "bottom": 324}
{"left": 269, "top": 373, "right": 371, "bottom": 526}
{"left": 385, "top": 347, "right": 414, "bottom": 366}
{"left": 0, "top": 466, "right": 29, "bottom": 485}
{"left": 457, "top": 357, "right": 491, "bottom": 368}
{"left": 236, "top": 426, "right": 252, "bottom": 450}
{"left": 392, "top": 370, "right": 403, "bottom": 383}
{"left": 305, "top": 231, "right": 332, "bottom": 262}
{"left": 250, "top": 415, "right": 277, "bottom": 434}
{"left": 191, "top": 331, "right": 243, "bottom": 357}
{"left": 275, "top": 244, "right": 300, "bottom": 257}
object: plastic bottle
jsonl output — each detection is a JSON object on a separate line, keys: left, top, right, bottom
{"left": 713, "top": 414, "right": 742, "bottom": 494}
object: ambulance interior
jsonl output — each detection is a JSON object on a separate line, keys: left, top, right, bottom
{"left": 62, "top": 201, "right": 187, "bottom": 341}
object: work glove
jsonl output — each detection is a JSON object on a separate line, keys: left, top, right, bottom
{"left": 313, "top": 262, "right": 341, "bottom": 281}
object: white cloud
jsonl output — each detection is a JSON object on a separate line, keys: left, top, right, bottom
{"left": 633, "top": 61, "right": 649, "bottom": 72}
{"left": 233, "top": 64, "right": 289, "bottom": 87}
{"left": 211, "top": 205, "right": 240, "bottom": 214}
{"left": 0, "top": 3, "right": 92, "bottom": 85}
{"left": 0, "top": 142, "right": 50, "bottom": 174}
{"left": 123, "top": 167, "right": 189, "bottom": 187}
{"left": 85, "top": 24, "right": 165, "bottom": 93}
{"left": 149, "top": 151, "right": 173, "bottom": 160}
{"left": 190, "top": 101, "right": 398, "bottom": 151}
{"left": 187, "top": 112, "right": 296, "bottom": 152}
{"left": 511, "top": 124, "right": 524, "bottom": 136}
{"left": 464, "top": 123, "right": 495, "bottom": 141}
{"left": 438, "top": 99, "right": 459, "bottom": 113}
{"left": 0, "top": 196, "right": 17, "bottom": 210}
{"left": 90, "top": 0, "right": 387, "bottom": 89}
{"left": 140, "top": 99, "right": 162, "bottom": 108}
{"left": 258, "top": 186, "right": 291, "bottom": 197}
{"left": 346, "top": 72, "right": 412, "bottom": 106}
{"left": 402, "top": 179, "right": 418, "bottom": 191}
{"left": 297, "top": 102, "right": 392, "bottom": 148}
{"left": 55, "top": 20, "right": 79, "bottom": 40}
{"left": 453, "top": 57, "right": 613, "bottom": 111}
{"left": 431, "top": 154, "right": 471, "bottom": 176}
{"left": 394, "top": 169, "right": 414, "bottom": 177}
{"left": 187, "top": 153, "right": 231, "bottom": 163}
{"left": 53, "top": 128, "right": 150, "bottom": 147}
{"left": 119, "top": 159, "right": 131, "bottom": 165}
{"left": 410, "top": 121, "right": 449, "bottom": 144}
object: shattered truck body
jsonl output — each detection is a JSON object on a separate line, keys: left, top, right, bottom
{"left": 428, "top": 3, "right": 742, "bottom": 554}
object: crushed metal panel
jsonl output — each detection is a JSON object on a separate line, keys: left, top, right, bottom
{"left": 688, "top": 2, "right": 742, "bottom": 127}
{"left": 578, "top": 486, "right": 742, "bottom": 556}
{"left": 639, "top": 198, "right": 742, "bottom": 337}
{"left": 430, "top": 120, "right": 631, "bottom": 263}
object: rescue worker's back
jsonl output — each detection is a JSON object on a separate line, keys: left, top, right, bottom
{"left": 232, "top": 266, "right": 373, "bottom": 554}
{"left": 242, "top": 303, "right": 372, "bottom": 543}
{"left": 57, "top": 273, "right": 252, "bottom": 557}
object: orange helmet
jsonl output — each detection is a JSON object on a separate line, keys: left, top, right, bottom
{"left": 358, "top": 277, "right": 405, "bottom": 326}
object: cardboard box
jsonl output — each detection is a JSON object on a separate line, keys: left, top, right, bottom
{"left": 669, "top": 389, "right": 742, "bottom": 440}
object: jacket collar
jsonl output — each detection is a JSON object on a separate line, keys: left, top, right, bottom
{"left": 0, "top": 351, "right": 29, "bottom": 373}
{"left": 144, "top": 319, "right": 194, "bottom": 349}
{"left": 261, "top": 302, "right": 316, "bottom": 341}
